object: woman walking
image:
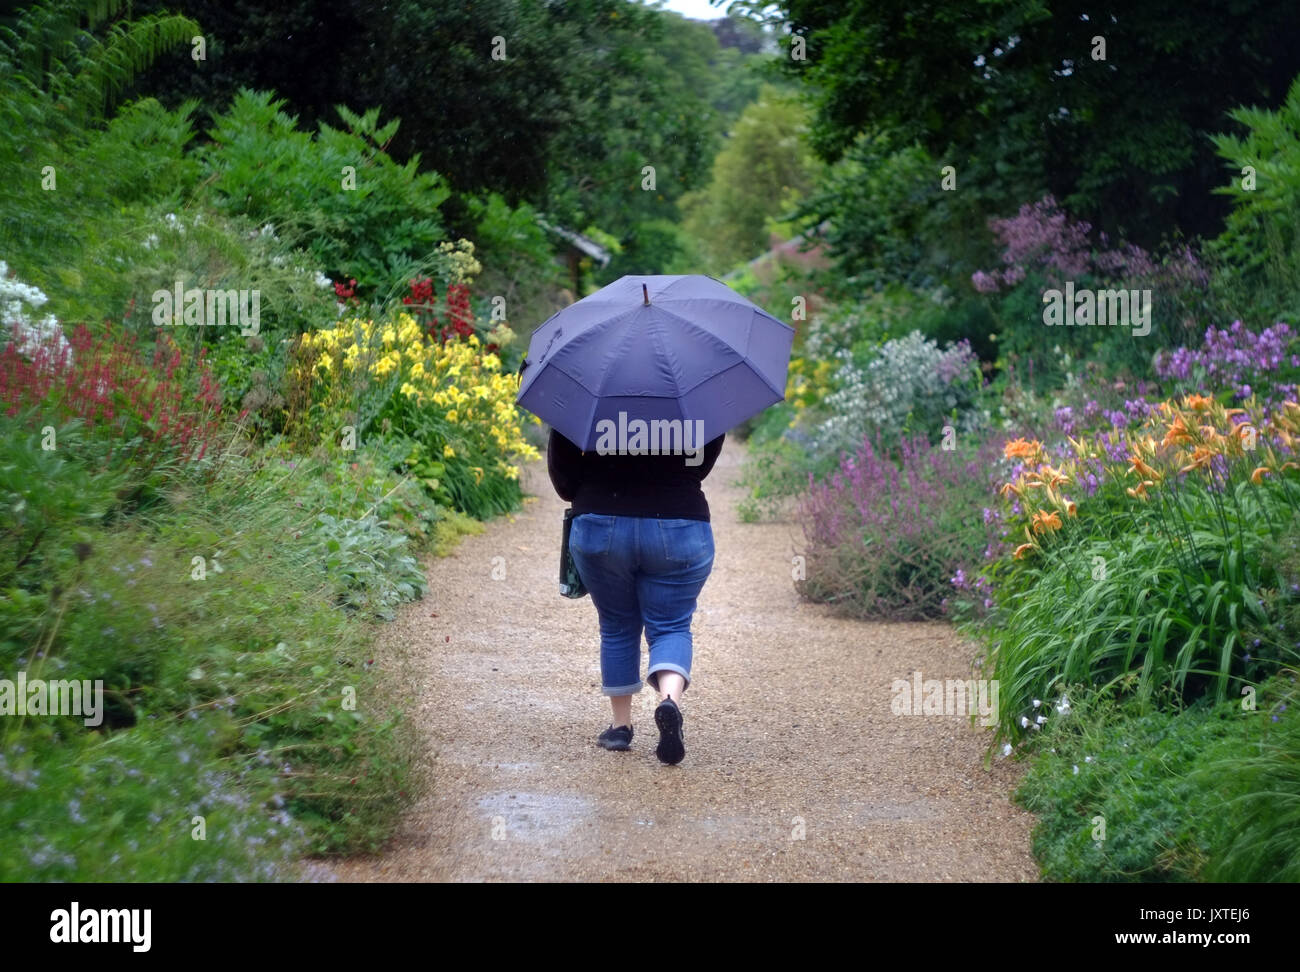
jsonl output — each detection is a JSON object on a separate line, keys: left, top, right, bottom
{"left": 547, "top": 427, "right": 724, "bottom": 765}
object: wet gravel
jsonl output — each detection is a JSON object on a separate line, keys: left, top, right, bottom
{"left": 324, "top": 439, "right": 1038, "bottom": 882}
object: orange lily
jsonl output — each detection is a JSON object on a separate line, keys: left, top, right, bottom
{"left": 1128, "top": 454, "right": 1162, "bottom": 481}
{"left": 1004, "top": 437, "right": 1042, "bottom": 461}
{"left": 1179, "top": 446, "right": 1214, "bottom": 474}
{"left": 1162, "top": 414, "right": 1194, "bottom": 448}
{"left": 1031, "top": 510, "right": 1063, "bottom": 534}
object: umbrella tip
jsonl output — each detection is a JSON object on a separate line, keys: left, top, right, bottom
{"left": 642, "top": 283, "right": 650, "bottom": 305}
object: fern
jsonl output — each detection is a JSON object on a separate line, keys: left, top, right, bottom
{"left": 0, "top": 0, "right": 200, "bottom": 124}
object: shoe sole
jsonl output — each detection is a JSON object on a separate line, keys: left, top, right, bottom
{"left": 598, "top": 738, "right": 631, "bottom": 752}
{"left": 654, "top": 702, "right": 685, "bottom": 765}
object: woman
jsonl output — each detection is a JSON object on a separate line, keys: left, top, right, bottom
{"left": 547, "top": 426, "right": 724, "bottom": 765}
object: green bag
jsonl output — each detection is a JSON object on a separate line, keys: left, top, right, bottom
{"left": 559, "top": 507, "right": 589, "bottom": 599}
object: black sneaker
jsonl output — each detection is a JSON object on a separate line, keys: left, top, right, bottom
{"left": 597, "top": 724, "right": 633, "bottom": 751}
{"left": 654, "top": 698, "right": 685, "bottom": 765}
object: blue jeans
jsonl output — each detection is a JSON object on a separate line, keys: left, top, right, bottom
{"left": 568, "top": 514, "right": 715, "bottom": 696}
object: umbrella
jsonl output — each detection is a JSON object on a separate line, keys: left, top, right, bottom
{"left": 515, "top": 274, "right": 794, "bottom": 453}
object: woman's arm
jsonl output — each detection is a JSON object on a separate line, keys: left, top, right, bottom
{"left": 546, "top": 428, "right": 583, "bottom": 501}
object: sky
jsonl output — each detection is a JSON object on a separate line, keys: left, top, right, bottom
{"left": 651, "top": 0, "right": 731, "bottom": 22}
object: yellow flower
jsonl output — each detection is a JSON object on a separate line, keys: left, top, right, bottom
{"left": 444, "top": 444, "right": 456, "bottom": 458}
{"left": 446, "top": 409, "right": 459, "bottom": 423}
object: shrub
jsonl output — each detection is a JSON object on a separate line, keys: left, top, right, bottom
{"left": 812, "top": 330, "right": 984, "bottom": 463}
{"left": 292, "top": 311, "right": 539, "bottom": 520}
{"left": 983, "top": 392, "right": 1300, "bottom": 741}
{"left": 2, "top": 310, "right": 223, "bottom": 480}
{"left": 198, "top": 90, "right": 452, "bottom": 300}
{"left": 1209, "top": 72, "right": 1300, "bottom": 322}
{"left": 1153, "top": 319, "right": 1300, "bottom": 406}
{"left": 796, "top": 432, "right": 1006, "bottom": 619}
{"left": 970, "top": 195, "right": 1214, "bottom": 373}
{"left": 1013, "top": 685, "right": 1266, "bottom": 881}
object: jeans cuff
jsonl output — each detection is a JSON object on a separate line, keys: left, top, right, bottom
{"left": 602, "top": 680, "right": 643, "bottom": 697}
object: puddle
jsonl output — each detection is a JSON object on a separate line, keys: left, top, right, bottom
{"left": 477, "top": 791, "right": 592, "bottom": 841}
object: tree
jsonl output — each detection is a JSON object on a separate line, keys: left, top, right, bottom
{"left": 734, "top": 0, "right": 1300, "bottom": 247}
{"left": 679, "top": 84, "right": 823, "bottom": 273}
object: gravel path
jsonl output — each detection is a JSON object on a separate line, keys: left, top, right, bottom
{"left": 326, "top": 438, "right": 1037, "bottom": 882}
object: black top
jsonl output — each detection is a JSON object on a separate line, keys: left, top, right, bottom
{"left": 546, "top": 428, "right": 724, "bottom": 521}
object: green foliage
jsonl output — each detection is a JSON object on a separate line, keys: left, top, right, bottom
{"left": 764, "top": 0, "right": 1300, "bottom": 249}
{"left": 197, "top": 89, "right": 451, "bottom": 299}
{"left": 466, "top": 190, "right": 565, "bottom": 341}
{"left": 679, "top": 84, "right": 823, "bottom": 274}
{"left": 795, "top": 134, "right": 988, "bottom": 291}
{"left": 1210, "top": 72, "right": 1300, "bottom": 323}
{"left": 600, "top": 218, "right": 701, "bottom": 279}
{"left": 0, "top": 414, "right": 425, "bottom": 875}
{"left": 1014, "top": 686, "right": 1262, "bottom": 881}
{"left": 0, "top": 0, "right": 200, "bottom": 125}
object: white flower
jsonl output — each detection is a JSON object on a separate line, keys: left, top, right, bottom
{"left": 1032, "top": 698, "right": 1042, "bottom": 708}
{"left": 142, "top": 233, "right": 159, "bottom": 250}
{"left": 1019, "top": 715, "right": 1030, "bottom": 729}
{"left": 1072, "top": 764, "right": 1079, "bottom": 775}
{"left": 313, "top": 271, "right": 332, "bottom": 289}
{"left": 1, "top": 260, "right": 70, "bottom": 362}
{"left": 260, "top": 223, "right": 276, "bottom": 238}
{"left": 1001, "top": 743, "right": 1013, "bottom": 757}
{"left": 1035, "top": 714, "right": 1047, "bottom": 725}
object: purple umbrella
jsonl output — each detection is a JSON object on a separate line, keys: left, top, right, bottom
{"left": 516, "top": 274, "right": 794, "bottom": 452}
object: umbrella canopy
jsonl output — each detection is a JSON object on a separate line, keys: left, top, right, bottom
{"left": 516, "top": 274, "right": 794, "bottom": 453}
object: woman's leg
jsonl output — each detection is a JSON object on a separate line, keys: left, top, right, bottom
{"left": 609, "top": 695, "right": 633, "bottom": 728}
{"left": 570, "top": 515, "right": 644, "bottom": 731}
{"left": 641, "top": 519, "right": 714, "bottom": 702}
{"left": 654, "top": 672, "right": 686, "bottom": 704}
